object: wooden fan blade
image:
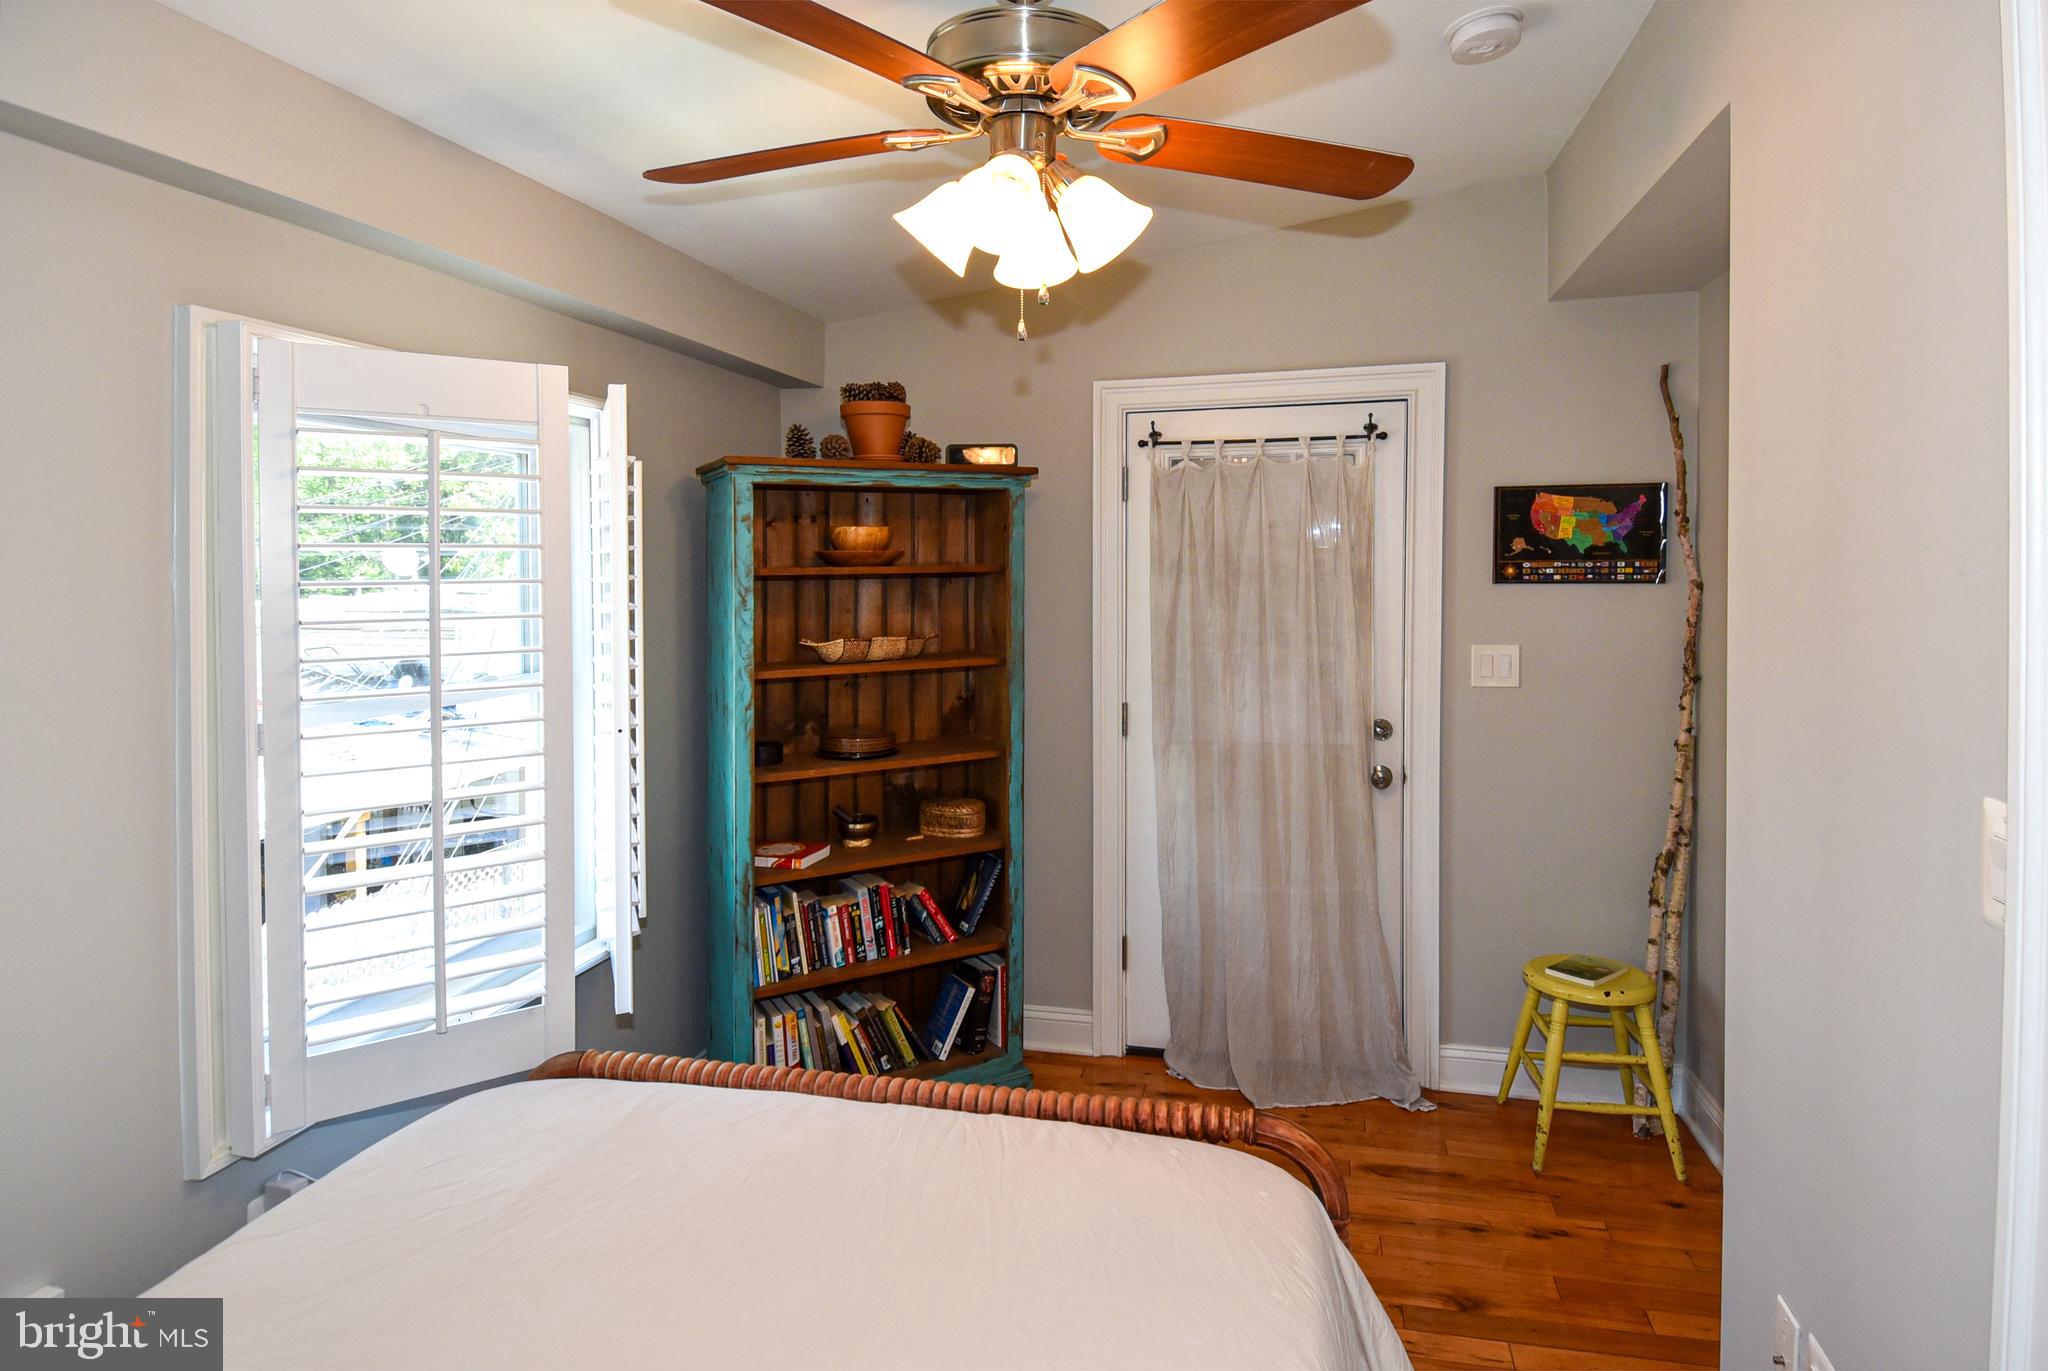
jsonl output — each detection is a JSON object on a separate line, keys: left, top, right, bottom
{"left": 1096, "top": 116, "right": 1412, "bottom": 200}
{"left": 1049, "top": 1, "right": 1365, "bottom": 106}
{"left": 701, "top": 0, "right": 988, "bottom": 100}
{"left": 644, "top": 131, "right": 941, "bottom": 184}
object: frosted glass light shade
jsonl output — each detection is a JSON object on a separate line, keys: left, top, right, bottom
{"left": 958, "top": 152, "right": 1043, "bottom": 256}
{"left": 1053, "top": 173, "right": 1153, "bottom": 273}
{"left": 892, "top": 181, "right": 975, "bottom": 276}
{"left": 993, "top": 200, "right": 1078, "bottom": 290}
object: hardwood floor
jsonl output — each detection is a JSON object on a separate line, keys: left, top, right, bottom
{"left": 1025, "top": 1052, "right": 1722, "bottom": 1371}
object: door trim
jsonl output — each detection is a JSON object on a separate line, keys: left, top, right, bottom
{"left": 1996, "top": 0, "right": 2048, "bottom": 1362}
{"left": 1089, "top": 364, "right": 1446, "bottom": 1079}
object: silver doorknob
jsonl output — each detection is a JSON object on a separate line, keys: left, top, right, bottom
{"left": 1370, "top": 764, "right": 1395, "bottom": 790}
{"left": 1373, "top": 717, "right": 1393, "bottom": 739}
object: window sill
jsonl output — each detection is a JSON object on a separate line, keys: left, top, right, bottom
{"left": 574, "top": 939, "right": 613, "bottom": 976}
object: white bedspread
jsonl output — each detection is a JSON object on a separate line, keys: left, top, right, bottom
{"left": 151, "top": 1078, "right": 1409, "bottom": 1370}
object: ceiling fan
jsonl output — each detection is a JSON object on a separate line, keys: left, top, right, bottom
{"left": 647, "top": 0, "right": 1412, "bottom": 331}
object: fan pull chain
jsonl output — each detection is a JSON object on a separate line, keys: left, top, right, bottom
{"left": 1016, "top": 289, "right": 1027, "bottom": 342}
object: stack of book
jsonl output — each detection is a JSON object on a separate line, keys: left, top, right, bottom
{"left": 750, "top": 951, "right": 1013, "bottom": 1073}
{"left": 754, "top": 990, "right": 927, "bottom": 1074}
{"left": 752, "top": 855, "right": 1004, "bottom": 988}
{"left": 923, "top": 952, "right": 1010, "bottom": 1061}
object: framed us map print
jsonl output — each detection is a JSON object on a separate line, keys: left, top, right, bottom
{"left": 1493, "top": 482, "right": 1667, "bottom": 584}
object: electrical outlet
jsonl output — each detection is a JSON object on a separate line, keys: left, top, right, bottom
{"left": 1806, "top": 1334, "right": 1837, "bottom": 1371}
{"left": 1772, "top": 1295, "right": 1801, "bottom": 1370}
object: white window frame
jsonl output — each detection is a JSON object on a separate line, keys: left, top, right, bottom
{"left": 174, "top": 307, "right": 637, "bottom": 1176}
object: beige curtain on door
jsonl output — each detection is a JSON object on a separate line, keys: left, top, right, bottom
{"left": 1150, "top": 438, "right": 1427, "bottom": 1109}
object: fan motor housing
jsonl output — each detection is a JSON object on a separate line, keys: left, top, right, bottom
{"left": 924, "top": 2, "right": 1110, "bottom": 128}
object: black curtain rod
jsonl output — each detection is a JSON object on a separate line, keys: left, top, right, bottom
{"left": 1137, "top": 415, "right": 1385, "bottom": 449}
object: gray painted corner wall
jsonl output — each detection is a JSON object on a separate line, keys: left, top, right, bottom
{"left": 0, "top": 130, "right": 775, "bottom": 1299}
{"left": 784, "top": 175, "right": 1706, "bottom": 1054}
{"left": 1551, "top": 3, "right": 2009, "bottom": 1365}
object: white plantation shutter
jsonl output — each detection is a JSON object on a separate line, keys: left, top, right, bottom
{"left": 580, "top": 384, "right": 642, "bottom": 1014}
{"left": 623, "top": 450, "right": 645, "bottom": 944}
{"left": 242, "top": 339, "right": 573, "bottom": 1146}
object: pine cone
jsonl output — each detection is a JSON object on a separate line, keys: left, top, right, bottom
{"left": 899, "top": 431, "right": 941, "bottom": 463}
{"left": 783, "top": 422, "right": 816, "bottom": 460}
{"left": 819, "top": 432, "right": 851, "bottom": 462}
{"left": 839, "top": 380, "right": 909, "bottom": 404}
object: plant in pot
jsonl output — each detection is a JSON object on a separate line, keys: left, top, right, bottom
{"left": 839, "top": 381, "right": 910, "bottom": 459}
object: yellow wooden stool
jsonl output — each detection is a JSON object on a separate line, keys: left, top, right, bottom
{"left": 1498, "top": 954, "right": 1687, "bottom": 1182}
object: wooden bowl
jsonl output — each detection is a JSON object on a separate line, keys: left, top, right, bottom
{"left": 818, "top": 728, "right": 898, "bottom": 760}
{"left": 830, "top": 525, "right": 892, "bottom": 552}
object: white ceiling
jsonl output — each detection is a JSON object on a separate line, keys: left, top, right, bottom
{"left": 165, "top": 0, "right": 1650, "bottom": 322}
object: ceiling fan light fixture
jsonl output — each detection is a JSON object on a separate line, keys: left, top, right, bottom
{"left": 958, "top": 151, "right": 1045, "bottom": 255}
{"left": 1049, "top": 169, "right": 1153, "bottom": 273}
{"left": 892, "top": 180, "right": 976, "bottom": 276}
{"left": 992, "top": 200, "right": 1078, "bottom": 291}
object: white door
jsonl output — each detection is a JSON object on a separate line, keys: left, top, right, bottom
{"left": 1122, "top": 400, "right": 1409, "bottom": 1051}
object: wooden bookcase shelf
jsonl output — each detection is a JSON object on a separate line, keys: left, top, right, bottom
{"left": 756, "top": 563, "right": 1004, "bottom": 580}
{"left": 753, "top": 651, "right": 1003, "bottom": 682}
{"left": 755, "top": 737, "right": 1004, "bottom": 784}
{"left": 700, "top": 456, "right": 1035, "bottom": 1088}
{"left": 750, "top": 923, "right": 1010, "bottom": 1000}
{"left": 751, "top": 829, "right": 1005, "bottom": 885}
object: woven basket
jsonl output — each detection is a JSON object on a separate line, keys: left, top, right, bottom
{"left": 799, "top": 637, "right": 871, "bottom": 664}
{"left": 920, "top": 795, "right": 987, "bottom": 838}
{"left": 801, "top": 634, "right": 936, "bottom": 664}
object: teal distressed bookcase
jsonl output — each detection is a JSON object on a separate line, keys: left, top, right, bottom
{"left": 697, "top": 456, "right": 1036, "bottom": 1087}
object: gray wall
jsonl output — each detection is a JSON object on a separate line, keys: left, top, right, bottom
{"left": 1687, "top": 271, "right": 1728, "bottom": 1114}
{"left": 1553, "top": 4, "right": 2009, "bottom": 1364}
{"left": 784, "top": 175, "right": 1705, "bottom": 1054}
{"left": 0, "top": 130, "right": 776, "bottom": 1298}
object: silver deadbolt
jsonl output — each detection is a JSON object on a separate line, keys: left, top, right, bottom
{"left": 1370, "top": 764, "right": 1395, "bottom": 790}
{"left": 1373, "top": 717, "right": 1393, "bottom": 739}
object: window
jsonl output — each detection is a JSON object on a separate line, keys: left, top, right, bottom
{"left": 175, "top": 311, "right": 641, "bottom": 1169}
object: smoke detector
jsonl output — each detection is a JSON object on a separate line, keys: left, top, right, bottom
{"left": 1445, "top": 7, "right": 1524, "bottom": 64}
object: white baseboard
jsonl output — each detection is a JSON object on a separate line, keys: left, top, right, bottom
{"left": 1022, "top": 1004, "right": 1097, "bottom": 1056}
{"left": 1437, "top": 1042, "right": 1723, "bottom": 1169}
{"left": 1437, "top": 1042, "right": 1623, "bottom": 1103}
{"left": 1676, "top": 1064, "right": 1725, "bottom": 1172}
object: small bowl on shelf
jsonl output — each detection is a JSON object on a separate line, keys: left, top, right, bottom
{"left": 830, "top": 525, "right": 892, "bottom": 551}
{"left": 832, "top": 806, "right": 879, "bottom": 848}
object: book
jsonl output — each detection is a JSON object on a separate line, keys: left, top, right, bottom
{"left": 899, "top": 881, "right": 958, "bottom": 943}
{"left": 956, "top": 958, "right": 998, "bottom": 1054}
{"left": 1547, "top": 954, "right": 1627, "bottom": 988}
{"left": 967, "top": 952, "right": 1007, "bottom": 1049}
{"left": 754, "top": 839, "right": 831, "bottom": 870}
{"left": 921, "top": 973, "right": 979, "bottom": 1061}
{"left": 952, "top": 853, "right": 1003, "bottom": 936}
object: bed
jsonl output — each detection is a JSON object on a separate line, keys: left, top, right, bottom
{"left": 150, "top": 1052, "right": 1411, "bottom": 1370}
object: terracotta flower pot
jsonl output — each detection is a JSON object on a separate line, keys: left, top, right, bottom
{"left": 840, "top": 400, "right": 910, "bottom": 460}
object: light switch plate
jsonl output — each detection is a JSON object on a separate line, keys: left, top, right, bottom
{"left": 1471, "top": 644, "right": 1520, "bottom": 688}
{"left": 1806, "top": 1334, "right": 1836, "bottom": 1371}
{"left": 1984, "top": 796, "right": 2009, "bottom": 932}
{"left": 1772, "top": 1295, "right": 1800, "bottom": 1370}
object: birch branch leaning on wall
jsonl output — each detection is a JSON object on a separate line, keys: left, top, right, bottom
{"left": 1637, "top": 363, "right": 1702, "bottom": 1138}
